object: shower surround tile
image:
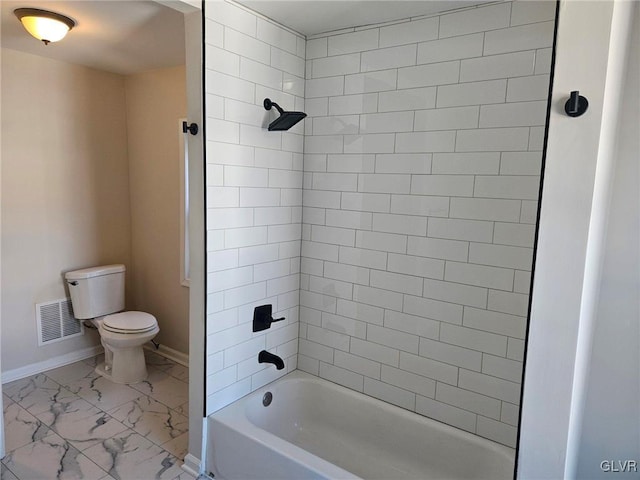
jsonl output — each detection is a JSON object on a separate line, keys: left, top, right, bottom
{"left": 294, "top": 0, "right": 554, "bottom": 449}
{"left": 204, "top": 0, "right": 302, "bottom": 415}
{"left": 203, "top": 0, "right": 553, "bottom": 450}
{"left": 439, "top": 2, "right": 511, "bottom": 38}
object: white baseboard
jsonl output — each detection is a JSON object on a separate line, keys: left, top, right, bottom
{"left": 2, "top": 344, "right": 188, "bottom": 385}
{"left": 182, "top": 453, "right": 201, "bottom": 478}
{"left": 144, "top": 343, "right": 189, "bottom": 366}
{"left": 1, "top": 345, "right": 104, "bottom": 384}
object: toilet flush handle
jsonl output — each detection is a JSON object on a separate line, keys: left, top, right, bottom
{"left": 67, "top": 280, "right": 78, "bottom": 286}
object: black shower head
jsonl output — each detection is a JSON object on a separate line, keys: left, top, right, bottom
{"left": 264, "top": 98, "right": 307, "bottom": 131}
{"left": 268, "top": 111, "right": 307, "bottom": 131}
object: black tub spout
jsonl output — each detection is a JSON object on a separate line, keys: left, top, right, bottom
{"left": 258, "top": 350, "right": 285, "bottom": 370}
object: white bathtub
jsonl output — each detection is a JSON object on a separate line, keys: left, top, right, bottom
{"left": 208, "top": 371, "right": 515, "bottom": 480}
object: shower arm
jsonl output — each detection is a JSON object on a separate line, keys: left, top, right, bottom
{"left": 263, "top": 98, "right": 285, "bottom": 115}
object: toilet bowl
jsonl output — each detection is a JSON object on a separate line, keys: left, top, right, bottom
{"left": 65, "top": 264, "right": 159, "bottom": 384}
{"left": 93, "top": 311, "right": 159, "bottom": 384}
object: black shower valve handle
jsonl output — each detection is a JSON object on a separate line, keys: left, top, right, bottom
{"left": 253, "top": 304, "right": 286, "bottom": 332}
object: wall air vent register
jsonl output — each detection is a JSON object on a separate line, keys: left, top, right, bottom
{"left": 36, "top": 298, "right": 84, "bottom": 345}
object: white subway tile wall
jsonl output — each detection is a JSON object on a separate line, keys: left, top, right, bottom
{"left": 298, "top": 0, "right": 554, "bottom": 449}
{"left": 205, "top": 0, "right": 555, "bottom": 449}
{"left": 204, "top": 1, "right": 304, "bottom": 414}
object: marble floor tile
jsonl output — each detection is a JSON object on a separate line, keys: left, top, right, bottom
{"left": 171, "top": 471, "right": 196, "bottom": 480}
{"left": 2, "top": 352, "right": 189, "bottom": 480}
{"left": 164, "top": 364, "right": 189, "bottom": 383}
{"left": 144, "top": 351, "right": 177, "bottom": 371}
{"left": 6, "top": 375, "right": 58, "bottom": 403}
{"left": 131, "top": 369, "right": 188, "bottom": 409}
{"left": 1, "top": 464, "right": 19, "bottom": 480}
{"left": 46, "top": 362, "right": 96, "bottom": 386}
{"left": 3, "top": 374, "right": 74, "bottom": 415}
{"left": 3, "top": 394, "right": 14, "bottom": 407}
{"left": 108, "top": 395, "right": 188, "bottom": 446}
{"left": 161, "top": 432, "right": 188, "bottom": 461}
{"left": 174, "top": 402, "right": 189, "bottom": 416}
{"left": 35, "top": 397, "right": 129, "bottom": 452}
{"left": 2, "top": 428, "right": 108, "bottom": 480}
{"left": 83, "top": 354, "right": 104, "bottom": 368}
{"left": 4, "top": 374, "right": 77, "bottom": 416}
{"left": 3, "top": 402, "right": 50, "bottom": 453}
{"left": 63, "top": 372, "right": 142, "bottom": 412}
{"left": 83, "top": 430, "right": 183, "bottom": 480}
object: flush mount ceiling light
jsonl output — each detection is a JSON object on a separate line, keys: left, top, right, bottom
{"left": 14, "top": 8, "right": 76, "bottom": 45}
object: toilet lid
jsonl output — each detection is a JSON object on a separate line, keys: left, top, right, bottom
{"left": 103, "top": 311, "right": 157, "bottom": 334}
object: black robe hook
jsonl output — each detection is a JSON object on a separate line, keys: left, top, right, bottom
{"left": 565, "top": 91, "right": 588, "bottom": 117}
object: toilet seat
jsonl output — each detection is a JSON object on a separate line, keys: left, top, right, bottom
{"left": 103, "top": 311, "right": 157, "bottom": 334}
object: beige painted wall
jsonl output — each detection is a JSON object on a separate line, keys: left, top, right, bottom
{"left": 125, "top": 66, "right": 189, "bottom": 354}
{"left": 1, "top": 48, "right": 132, "bottom": 371}
{"left": 1, "top": 50, "right": 190, "bottom": 372}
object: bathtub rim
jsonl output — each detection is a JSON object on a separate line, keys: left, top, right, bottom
{"left": 208, "top": 370, "right": 515, "bottom": 479}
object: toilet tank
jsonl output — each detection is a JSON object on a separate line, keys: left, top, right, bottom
{"left": 65, "top": 264, "right": 126, "bottom": 319}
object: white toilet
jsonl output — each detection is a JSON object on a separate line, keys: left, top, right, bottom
{"left": 65, "top": 264, "right": 159, "bottom": 384}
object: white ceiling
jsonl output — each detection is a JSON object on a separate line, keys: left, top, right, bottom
{"left": 237, "top": 0, "right": 492, "bottom": 36}
{"left": 1, "top": 0, "right": 490, "bottom": 75}
{"left": 1, "top": 0, "right": 187, "bottom": 75}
